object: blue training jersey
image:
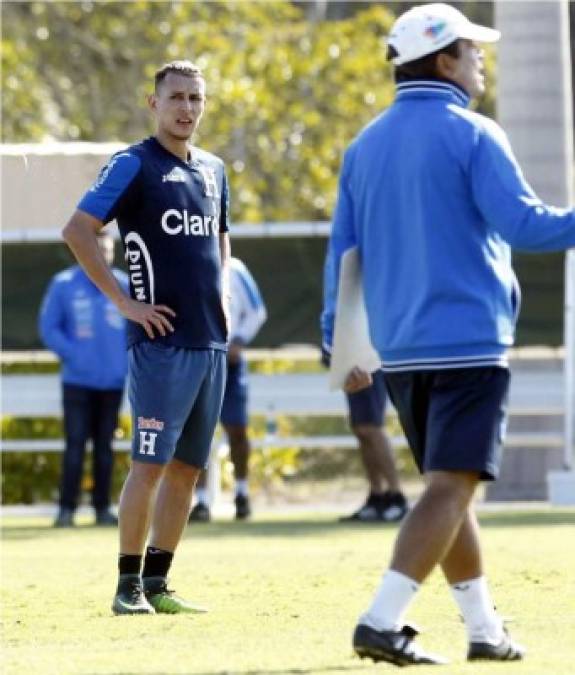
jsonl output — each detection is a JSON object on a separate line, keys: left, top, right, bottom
{"left": 78, "top": 136, "right": 229, "bottom": 351}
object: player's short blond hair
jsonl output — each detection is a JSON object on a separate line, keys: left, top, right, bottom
{"left": 154, "top": 60, "right": 203, "bottom": 92}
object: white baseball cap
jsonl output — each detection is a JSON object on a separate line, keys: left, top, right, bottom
{"left": 387, "top": 3, "right": 500, "bottom": 66}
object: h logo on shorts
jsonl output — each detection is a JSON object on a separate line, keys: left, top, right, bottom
{"left": 138, "top": 431, "right": 158, "bottom": 456}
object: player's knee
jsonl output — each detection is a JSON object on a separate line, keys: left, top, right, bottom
{"left": 425, "top": 470, "right": 479, "bottom": 508}
{"left": 352, "top": 424, "right": 381, "bottom": 444}
{"left": 165, "top": 458, "right": 202, "bottom": 490}
{"left": 127, "top": 459, "right": 164, "bottom": 490}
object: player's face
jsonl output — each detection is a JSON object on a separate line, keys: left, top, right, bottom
{"left": 151, "top": 73, "right": 206, "bottom": 142}
{"left": 445, "top": 40, "right": 486, "bottom": 98}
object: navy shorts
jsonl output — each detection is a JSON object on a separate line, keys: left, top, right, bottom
{"left": 383, "top": 367, "right": 510, "bottom": 480}
{"left": 346, "top": 369, "right": 388, "bottom": 426}
{"left": 128, "top": 343, "right": 227, "bottom": 468}
{"left": 220, "top": 357, "right": 248, "bottom": 427}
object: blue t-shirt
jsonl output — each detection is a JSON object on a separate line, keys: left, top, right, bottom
{"left": 78, "top": 137, "right": 229, "bottom": 351}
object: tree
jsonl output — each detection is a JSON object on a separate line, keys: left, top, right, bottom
{"left": 1, "top": 1, "right": 495, "bottom": 222}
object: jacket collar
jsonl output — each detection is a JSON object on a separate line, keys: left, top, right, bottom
{"left": 395, "top": 79, "right": 470, "bottom": 108}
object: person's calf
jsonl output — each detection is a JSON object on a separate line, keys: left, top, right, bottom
{"left": 389, "top": 471, "right": 480, "bottom": 582}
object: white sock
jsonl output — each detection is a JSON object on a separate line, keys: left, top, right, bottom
{"left": 359, "top": 569, "right": 420, "bottom": 631}
{"left": 450, "top": 576, "right": 503, "bottom": 644}
{"left": 195, "top": 488, "right": 209, "bottom": 506}
{"left": 235, "top": 480, "right": 249, "bottom": 497}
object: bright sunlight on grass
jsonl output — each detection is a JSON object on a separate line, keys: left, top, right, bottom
{"left": 2, "top": 508, "right": 575, "bottom": 674}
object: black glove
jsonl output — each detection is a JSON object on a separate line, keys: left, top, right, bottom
{"left": 320, "top": 347, "right": 331, "bottom": 369}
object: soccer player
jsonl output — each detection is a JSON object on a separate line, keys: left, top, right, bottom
{"left": 39, "top": 232, "right": 128, "bottom": 528}
{"left": 189, "top": 257, "right": 267, "bottom": 521}
{"left": 321, "top": 346, "right": 408, "bottom": 523}
{"left": 340, "top": 370, "right": 408, "bottom": 523}
{"left": 62, "top": 60, "right": 230, "bottom": 615}
{"left": 322, "top": 3, "right": 575, "bottom": 665}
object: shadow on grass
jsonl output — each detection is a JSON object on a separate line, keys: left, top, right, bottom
{"left": 0, "top": 522, "right": 121, "bottom": 541}
{"left": 2, "top": 509, "right": 575, "bottom": 542}
{"left": 95, "top": 667, "right": 365, "bottom": 675}
{"left": 0, "top": 518, "right": 387, "bottom": 542}
{"left": 477, "top": 510, "right": 575, "bottom": 528}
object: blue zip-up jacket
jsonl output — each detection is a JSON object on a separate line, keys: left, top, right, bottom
{"left": 39, "top": 266, "right": 129, "bottom": 389}
{"left": 322, "top": 80, "right": 575, "bottom": 372}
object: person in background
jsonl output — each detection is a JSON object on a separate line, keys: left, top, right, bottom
{"left": 340, "top": 369, "right": 408, "bottom": 523}
{"left": 321, "top": 344, "right": 408, "bottom": 523}
{"left": 39, "top": 232, "right": 128, "bottom": 528}
{"left": 190, "top": 257, "right": 267, "bottom": 522}
{"left": 323, "top": 3, "right": 574, "bottom": 666}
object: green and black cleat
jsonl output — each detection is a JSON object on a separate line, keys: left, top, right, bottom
{"left": 144, "top": 576, "right": 208, "bottom": 615}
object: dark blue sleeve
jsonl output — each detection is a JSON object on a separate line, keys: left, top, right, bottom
{"left": 220, "top": 170, "right": 230, "bottom": 233}
{"left": 78, "top": 152, "right": 141, "bottom": 223}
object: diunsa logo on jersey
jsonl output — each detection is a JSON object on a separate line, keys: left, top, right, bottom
{"left": 124, "top": 232, "right": 155, "bottom": 303}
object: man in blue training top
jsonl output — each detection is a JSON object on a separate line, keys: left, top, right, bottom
{"left": 189, "top": 257, "right": 267, "bottom": 522}
{"left": 39, "top": 232, "right": 128, "bottom": 528}
{"left": 62, "top": 60, "right": 230, "bottom": 616}
{"left": 322, "top": 3, "right": 575, "bottom": 666}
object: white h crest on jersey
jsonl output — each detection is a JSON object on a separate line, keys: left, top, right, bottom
{"left": 197, "top": 166, "right": 219, "bottom": 198}
{"left": 138, "top": 431, "right": 158, "bottom": 456}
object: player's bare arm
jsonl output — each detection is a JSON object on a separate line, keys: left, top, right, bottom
{"left": 62, "top": 209, "right": 176, "bottom": 339}
{"left": 219, "top": 231, "right": 231, "bottom": 334}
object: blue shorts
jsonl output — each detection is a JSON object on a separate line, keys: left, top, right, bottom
{"left": 384, "top": 367, "right": 510, "bottom": 480}
{"left": 128, "top": 343, "right": 226, "bottom": 468}
{"left": 346, "top": 369, "right": 388, "bottom": 427}
{"left": 220, "top": 357, "right": 248, "bottom": 427}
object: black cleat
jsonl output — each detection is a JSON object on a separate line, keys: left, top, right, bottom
{"left": 235, "top": 494, "right": 251, "bottom": 520}
{"left": 353, "top": 623, "right": 448, "bottom": 667}
{"left": 95, "top": 509, "right": 118, "bottom": 526}
{"left": 340, "top": 492, "right": 408, "bottom": 523}
{"left": 379, "top": 491, "right": 409, "bottom": 522}
{"left": 112, "top": 576, "right": 155, "bottom": 615}
{"left": 468, "top": 632, "right": 525, "bottom": 661}
{"left": 188, "top": 502, "right": 211, "bottom": 523}
{"left": 54, "top": 508, "right": 75, "bottom": 528}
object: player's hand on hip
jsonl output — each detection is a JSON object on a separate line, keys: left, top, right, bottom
{"left": 343, "top": 367, "right": 372, "bottom": 394}
{"left": 117, "top": 297, "right": 176, "bottom": 339}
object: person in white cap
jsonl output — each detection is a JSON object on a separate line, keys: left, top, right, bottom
{"left": 322, "top": 2, "right": 575, "bottom": 667}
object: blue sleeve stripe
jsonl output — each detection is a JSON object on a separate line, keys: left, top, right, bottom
{"left": 78, "top": 152, "right": 141, "bottom": 222}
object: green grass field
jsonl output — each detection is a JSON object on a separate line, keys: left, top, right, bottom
{"left": 2, "top": 507, "right": 575, "bottom": 675}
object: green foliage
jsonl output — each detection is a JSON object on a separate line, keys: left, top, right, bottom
{"left": 0, "top": 1, "right": 502, "bottom": 224}
{"left": 1, "top": 450, "right": 132, "bottom": 505}
{"left": 1, "top": 411, "right": 414, "bottom": 504}
{"left": 1, "top": 415, "right": 132, "bottom": 504}
{"left": 1, "top": 360, "right": 60, "bottom": 375}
